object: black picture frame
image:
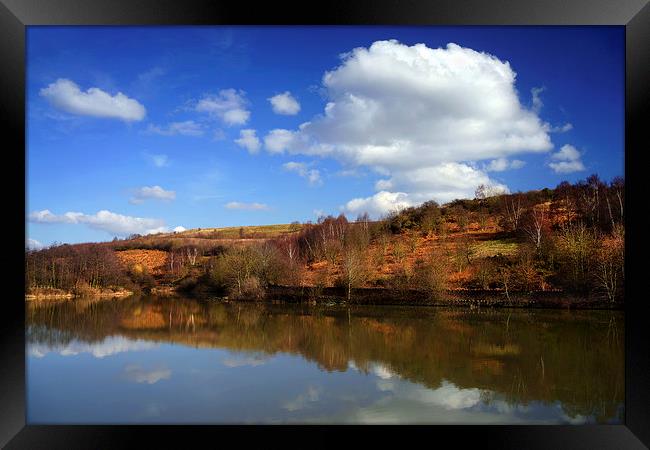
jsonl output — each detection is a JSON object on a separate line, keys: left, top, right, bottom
{"left": 2, "top": 0, "right": 648, "bottom": 448}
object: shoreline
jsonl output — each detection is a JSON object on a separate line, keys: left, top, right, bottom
{"left": 25, "top": 285, "right": 622, "bottom": 310}
{"left": 25, "top": 288, "right": 133, "bottom": 302}
{"left": 258, "top": 285, "right": 623, "bottom": 310}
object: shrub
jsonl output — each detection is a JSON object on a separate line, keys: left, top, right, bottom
{"left": 210, "top": 243, "right": 286, "bottom": 298}
{"left": 392, "top": 241, "right": 406, "bottom": 264}
{"left": 384, "top": 265, "right": 413, "bottom": 291}
{"left": 236, "top": 276, "right": 265, "bottom": 300}
{"left": 128, "top": 263, "right": 156, "bottom": 292}
{"left": 412, "top": 252, "right": 449, "bottom": 298}
{"left": 472, "top": 258, "right": 498, "bottom": 290}
{"left": 177, "top": 276, "right": 199, "bottom": 293}
{"left": 554, "top": 222, "right": 597, "bottom": 293}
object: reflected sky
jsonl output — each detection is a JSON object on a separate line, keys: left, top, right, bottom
{"left": 26, "top": 297, "right": 624, "bottom": 424}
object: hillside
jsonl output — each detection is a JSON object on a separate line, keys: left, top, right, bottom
{"left": 25, "top": 175, "right": 625, "bottom": 305}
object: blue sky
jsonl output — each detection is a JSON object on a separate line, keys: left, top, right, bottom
{"left": 26, "top": 26, "right": 624, "bottom": 247}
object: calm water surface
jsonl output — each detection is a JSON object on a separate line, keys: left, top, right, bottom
{"left": 26, "top": 296, "right": 624, "bottom": 424}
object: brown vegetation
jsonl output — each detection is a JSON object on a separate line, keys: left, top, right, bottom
{"left": 25, "top": 174, "right": 625, "bottom": 304}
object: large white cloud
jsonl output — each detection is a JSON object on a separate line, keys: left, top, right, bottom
{"left": 369, "top": 162, "right": 509, "bottom": 206}
{"left": 268, "top": 91, "right": 301, "bottom": 115}
{"left": 262, "top": 40, "right": 555, "bottom": 216}
{"left": 40, "top": 78, "right": 146, "bottom": 121}
{"left": 28, "top": 209, "right": 168, "bottom": 236}
{"left": 196, "top": 88, "right": 251, "bottom": 126}
{"left": 129, "top": 185, "right": 176, "bottom": 204}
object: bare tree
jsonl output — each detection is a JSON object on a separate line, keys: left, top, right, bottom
{"left": 501, "top": 193, "right": 525, "bottom": 232}
{"left": 611, "top": 176, "right": 624, "bottom": 223}
{"left": 594, "top": 228, "right": 624, "bottom": 302}
{"left": 340, "top": 247, "right": 368, "bottom": 301}
{"left": 522, "top": 205, "right": 548, "bottom": 252}
{"left": 185, "top": 246, "right": 198, "bottom": 266}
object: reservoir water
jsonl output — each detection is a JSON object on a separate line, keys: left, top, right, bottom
{"left": 26, "top": 295, "right": 624, "bottom": 424}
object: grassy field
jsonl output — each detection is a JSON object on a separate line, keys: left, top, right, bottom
{"left": 176, "top": 223, "right": 302, "bottom": 239}
{"left": 472, "top": 237, "right": 520, "bottom": 258}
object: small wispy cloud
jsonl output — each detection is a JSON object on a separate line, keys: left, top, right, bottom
{"left": 550, "top": 123, "right": 573, "bottom": 133}
{"left": 143, "top": 152, "right": 170, "bottom": 168}
{"left": 282, "top": 161, "right": 322, "bottom": 186}
{"left": 146, "top": 120, "right": 204, "bottom": 136}
{"left": 196, "top": 88, "right": 251, "bottom": 126}
{"left": 485, "top": 158, "right": 526, "bottom": 172}
{"left": 222, "top": 354, "right": 268, "bottom": 367}
{"left": 224, "top": 201, "right": 269, "bottom": 211}
{"left": 137, "top": 66, "right": 166, "bottom": 84}
{"left": 548, "top": 144, "right": 586, "bottom": 174}
{"left": 129, "top": 185, "right": 176, "bottom": 204}
{"left": 268, "top": 91, "right": 301, "bottom": 115}
{"left": 123, "top": 364, "right": 171, "bottom": 384}
{"left": 212, "top": 129, "right": 226, "bottom": 141}
{"left": 235, "top": 129, "right": 261, "bottom": 154}
{"left": 531, "top": 86, "right": 545, "bottom": 113}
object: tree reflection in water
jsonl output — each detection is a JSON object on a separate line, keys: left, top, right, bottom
{"left": 27, "top": 296, "right": 624, "bottom": 423}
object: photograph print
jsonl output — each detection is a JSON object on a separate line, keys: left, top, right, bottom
{"left": 25, "top": 25, "right": 624, "bottom": 425}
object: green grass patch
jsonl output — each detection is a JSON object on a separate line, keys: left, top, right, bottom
{"left": 472, "top": 238, "right": 519, "bottom": 257}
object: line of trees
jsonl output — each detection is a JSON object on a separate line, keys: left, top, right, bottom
{"left": 25, "top": 243, "right": 129, "bottom": 293}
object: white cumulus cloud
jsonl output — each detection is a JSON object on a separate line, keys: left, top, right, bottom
{"left": 39, "top": 78, "right": 146, "bottom": 121}
{"left": 548, "top": 144, "right": 586, "bottom": 174}
{"left": 347, "top": 163, "right": 509, "bottom": 215}
{"left": 264, "top": 129, "right": 296, "bottom": 153}
{"left": 26, "top": 238, "right": 45, "bottom": 250}
{"left": 261, "top": 41, "right": 554, "bottom": 216}
{"left": 173, "top": 226, "right": 187, "bottom": 233}
{"left": 235, "top": 129, "right": 261, "bottom": 154}
{"left": 196, "top": 88, "right": 251, "bottom": 126}
{"left": 129, "top": 185, "right": 176, "bottom": 204}
{"left": 28, "top": 209, "right": 168, "bottom": 237}
{"left": 343, "top": 191, "right": 412, "bottom": 218}
{"left": 416, "top": 380, "right": 483, "bottom": 410}
{"left": 268, "top": 91, "right": 301, "bottom": 115}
